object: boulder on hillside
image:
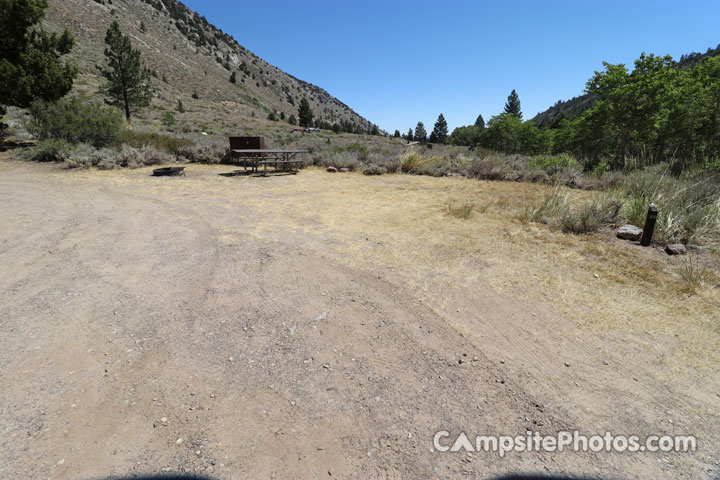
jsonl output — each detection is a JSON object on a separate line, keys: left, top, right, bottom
{"left": 617, "top": 224, "right": 643, "bottom": 241}
{"left": 665, "top": 244, "right": 687, "bottom": 255}
{"left": 326, "top": 166, "right": 338, "bottom": 173}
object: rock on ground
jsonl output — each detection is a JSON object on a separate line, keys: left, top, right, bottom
{"left": 617, "top": 224, "right": 643, "bottom": 241}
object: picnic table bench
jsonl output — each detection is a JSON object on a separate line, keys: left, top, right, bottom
{"left": 229, "top": 136, "right": 307, "bottom": 175}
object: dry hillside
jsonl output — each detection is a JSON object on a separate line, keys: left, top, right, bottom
{"left": 44, "top": 0, "right": 373, "bottom": 132}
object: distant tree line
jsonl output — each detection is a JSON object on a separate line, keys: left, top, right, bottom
{"left": 400, "top": 51, "right": 720, "bottom": 173}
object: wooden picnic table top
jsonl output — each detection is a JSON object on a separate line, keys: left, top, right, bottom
{"left": 230, "top": 149, "right": 309, "bottom": 154}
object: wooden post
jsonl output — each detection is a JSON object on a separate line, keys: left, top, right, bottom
{"left": 640, "top": 204, "right": 658, "bottom": 247}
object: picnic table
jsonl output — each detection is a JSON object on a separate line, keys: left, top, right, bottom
{"left": 229, "top": 136, "right": 307, "bottom": 175}
{"left": 230, "top": 149, "right": 308, "bottom": 175}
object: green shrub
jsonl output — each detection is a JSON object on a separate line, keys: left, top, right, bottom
{"left": 28, "top": 98, "right": 123, "bottom": 147}
{"left": 520, "top": 186, "right": 569, "bottom": 223}
{"left": 119, "top": 129, "right": 192, "bottom": 154}
{"left": 22, "top": 139, "right": 73, "bottom": 162}
{"left": 559, "top": 195, "right": 622, "bottom": 234}
{"left": 529, "top": 153, "right": 577, "bottom": 174}
{"left": 161, "top": 111, "right": 176, "bottom": 126}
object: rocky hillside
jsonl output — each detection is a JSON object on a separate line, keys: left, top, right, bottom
{"left": 532, "top": 43, "right": 720, "bottom": 129}
{"left": 44, "top": 0, "right": 373, "bottom": 132}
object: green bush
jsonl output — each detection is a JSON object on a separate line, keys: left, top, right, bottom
{"left": 22, "top": 139, "right": 74, "bottom": 162}
{"left": 529, "top": 153, "right": 577, "bottom": 174}
{"left": 559, "top": 195, "right": 622, "bottom": 234}
{"left": 119, "top": 129, "right": 192, "bottom": 154}
{"left": 28, "top": 98, "right": 123, "bottom": 147}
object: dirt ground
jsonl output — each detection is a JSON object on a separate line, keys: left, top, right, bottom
{"left": 0, "top": 158, "right": 718, "bottom": 480}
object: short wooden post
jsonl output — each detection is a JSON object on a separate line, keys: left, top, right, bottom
{"left": 640, "top": 204, "right": 658, "bottom": 247}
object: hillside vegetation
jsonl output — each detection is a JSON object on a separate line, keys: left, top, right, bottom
{"left": 43, "top": 0, "right": 373, "bottom": 133}
{"left": 533, "top": 43, "right": 720, "bottom": 128}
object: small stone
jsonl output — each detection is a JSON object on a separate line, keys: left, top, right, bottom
{"left": 160, "top": 417, "right": 168, "bottom": 423}
{"left": 458, "top": 359, "right": 464, "bottom": 365}
{"left": 326, "top": 166, "right": 338, "bottom": 173}
{"left": 57, "top": 458, "right": 65, "bottom": 465}
{"left": 603, "top": 360, "right": 609, "bottom": 366}
{"left": 665, "top": 244, "right": 687, "bottom": 255}
{"left": 473, "top": 356, "right": 479, "bottom": 362}
{"left": 290, "top": 400, "right": 296, "bottom": 406}
{"left": 322, "top": 364, "right": 330, "bottom": 369}
{"left": 564, "top": 361, "right": 571, "bottom": 367}
{"left": 314, "top": 312, "right": 327, "bottom": 321}
{"left": 617, "top": 224, "right": 643, "bottom": 241}
{"left": 176, "top": 438, "right": 184, "bottom": 445}
{"left": 228, "top": 356, "right": 234, "bottom": 362}
{"left": 288, "top": 326, "right": 296, "bottom": 336}
{"left": 593, "top": 273, "right": 599, "bottom": 278}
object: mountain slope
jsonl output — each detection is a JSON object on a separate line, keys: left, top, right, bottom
{"left": 532, "top": 43, "right": 720, "bottom": 128}
{"left": 44, "top": 0, "right": 373, "bottom": 132}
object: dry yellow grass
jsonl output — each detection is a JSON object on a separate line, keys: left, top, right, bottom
{"left": 57, "top": 165, "right": 720, "bottom": 387}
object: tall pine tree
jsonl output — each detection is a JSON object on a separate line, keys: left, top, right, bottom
{"left": 298, "top": 96, "right": 314, "bottom": 127}
{"left": 474, "top": 114, "right": 485, "bottom": 129}
{"left": 414, "top": 122, "right": 427, "bottom": 143}
{"left": 504, "top": 89, "right": 522, "bottom": 119}
{"left": 406, "top": 128, "right": 414, "bottom": 142}
{"left": 100, "top": 21, "right": 154, "bottom": 121}
{"left": 430, "top": 113, "right": 448, "bottom": 143}
{"left": 0, "top": 0, "right": 77, "bottom": 108}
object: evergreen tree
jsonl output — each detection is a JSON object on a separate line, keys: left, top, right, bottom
{"left": 406, "top": 128, "right": 413, "bottom": 141}
{"left": 393, "top": 130, "right": 401, "bottom": 138}
{"left": 0, "top": 105, "right": 7, "bottom": 138}
{"left": 288, "top": 114, "right": 297, "bottom": 125}
{"left": 0, "top": 0, "right": 77, "bottom": 108}
{"left": 414, "top": 122, "right": 427, "bottom": 143}
{"left": 474, "top": 114, "right": 485, "bottom": 129}
{"left": 297, "top": 96, "right": 314, "bottom": 127}
{"left": 100, "top": 21, "right": 153, "bottom": 121}
{"left": 504, "top": 89, "right": 522, "bottom": 119}
{"left": 229, "top": 71, "right": 236, "bottom": 83}
{"left": 431, "top": 113, "right": 449, "bottom": 143}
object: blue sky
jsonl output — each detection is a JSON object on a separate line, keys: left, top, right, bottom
{"left": 182, "top": 0, "right": 720, "bottom": 133}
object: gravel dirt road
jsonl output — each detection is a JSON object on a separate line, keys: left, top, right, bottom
{"left": 1, "top": 159, "right": 717, "bottom": 479}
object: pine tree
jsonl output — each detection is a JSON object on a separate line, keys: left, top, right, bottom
{"left": 0, "top": 0, "right": 77, "bottom": 108}
{"left": 100, "top": 21, "right": 153, "bottom": 121}
{"left": 504, "top": 89, "right": 522, "bottom": 119}
{"left": 0, "top": 105, "right": 7, "bottom": 138}
{"left": 431, "top": 113, "right": 448, "bottom": 143}
{"left": 393, "top": 130, "right": 401, "bottom": 138}
{"left": 414, "top": 122, "right": 427, "bottom": 143}
{"left": 288, "top": 114, "right": 297, "bottom": 126}
{"left": 407, "top": 128, "right": 414, "bottom": 142}
{"left": 474, "top": 114, "right": 485, "bottom": 129}
{"left": 297, "top": 96, "right": 314, "bottom": 128}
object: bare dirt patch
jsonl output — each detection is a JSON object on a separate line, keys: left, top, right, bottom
{"left": 1, "top": 160, "right": 718, "bottom": 479}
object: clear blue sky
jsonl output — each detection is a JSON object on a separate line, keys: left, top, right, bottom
{"left": 182, "top": 0, "right": 720, "bottom": 133}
